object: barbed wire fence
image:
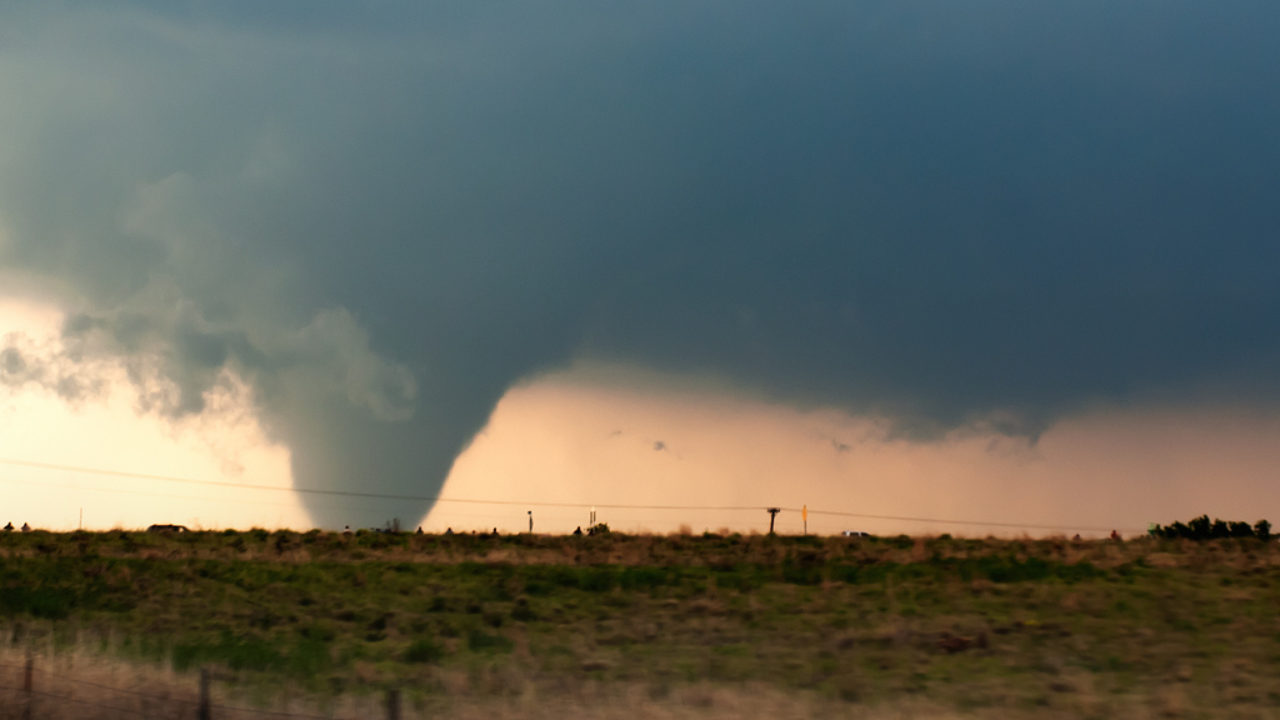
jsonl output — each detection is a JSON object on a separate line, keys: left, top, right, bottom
{"left": 0, "top": 658, "right": 403, "bottom": 720}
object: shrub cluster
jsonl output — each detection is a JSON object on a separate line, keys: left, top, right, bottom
{"left": 1148, "top": 515, "right": 1271, "bottom": 541}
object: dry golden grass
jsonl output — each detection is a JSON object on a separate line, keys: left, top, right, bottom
{"left": 5, "top": 655, "right": 1279, "bottom": 720}
{"left": 3, "top": 531, "right": 1280, "bottom": 718}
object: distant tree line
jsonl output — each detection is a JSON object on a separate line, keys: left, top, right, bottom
{"left": 1148, "top": 515, "right": 1271, "bottom": 541}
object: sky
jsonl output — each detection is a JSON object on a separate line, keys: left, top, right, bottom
{"left": 2, "top": 2, "right": 1279, "bottom": 534}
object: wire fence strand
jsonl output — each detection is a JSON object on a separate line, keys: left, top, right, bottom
{"left": 0, "top": 665, "right": 352, "bottom": 720}
{"left": 0, "top": 684, "right": 148, "bottom": 718}
{"left": 0, "top": 662, "right": 198, "bottom": 703}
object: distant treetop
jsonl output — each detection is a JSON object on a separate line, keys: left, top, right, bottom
{"left": 1149, "top": 515, "right": 1270, "bottom": 541}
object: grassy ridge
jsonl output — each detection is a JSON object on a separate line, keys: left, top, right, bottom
{"left": 2, "top": 530, "right": 1279, "bottom": 717}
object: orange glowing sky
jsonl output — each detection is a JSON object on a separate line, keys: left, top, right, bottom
{"left": 3, "top": 296, "right": 1278, "bottom": 537}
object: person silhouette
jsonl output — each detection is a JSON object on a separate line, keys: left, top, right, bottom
{"left": 573, "top": 526, "right": 583, "bottom": 536}
{"left": 2, "top": 522, "right": 11, "bottom": 532}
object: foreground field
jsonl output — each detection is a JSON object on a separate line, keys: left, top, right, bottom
{"left": 1, "top": 530, "right": 1278, "bottom": 718}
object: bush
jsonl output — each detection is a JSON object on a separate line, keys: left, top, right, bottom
{"left": 0, "top": 586, "right": 74, "bottom": 619}
{"left": 511, "top": 598, "right": 536, "bottom": 622}
{"left": 173, "top": 632, "right": 283, "bottom": 672}
{"left": 618, "top": 567, "right": 671, "bottom": 591}
{"left": 1229, "top": 521, "right": 1254, "bottom": 538}
{"left": 579, "top": 567, "right": 616, "bottom": 592}
{"left": 404, "top": 639, "right": 444, "bottom": 663}
{"left": 1189, "top": 515, "right": 1211, "bottom": 538}
{"left": 1256, "top": 519, "right": 1272, "bottom": 541}
{"left": 781, "top": 562, "right": 823, "bottom": 585}
{"left": 467, "top": 629, "right": 514, "bottom": 653}
{"left": 1150, "top": 515, "right": 1272, "bottom": 541}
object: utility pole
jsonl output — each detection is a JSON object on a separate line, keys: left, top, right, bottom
{"left": 767, "top": 508, "right": 780, "bottom": 535}
{"left": 386, "top": 688, "right": 401, "bottom": 720}
{"left": 198, "top": 668, "right": 211, "bottom": 720}
{"left": 22, "top": 655, "right": 32, "bottom": 720}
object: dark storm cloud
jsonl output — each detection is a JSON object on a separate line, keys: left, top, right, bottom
{"left": 0, "top": 335, "right": 107, "bottom": 403}
{"left": 3, "top": 1, "right": 1280, "bottom": 524}
{"left": 0, "top": 347, "right": 24, "bottom": 377}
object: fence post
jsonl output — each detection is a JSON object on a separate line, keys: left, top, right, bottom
{"left": 199, "top": 668, "right": 212, "bottom": 720}
{"left": 386, "top": 687, "right": 401, "bottom": 720}
{"left": 21, "top": 655, "right": 32, "bottom": 720}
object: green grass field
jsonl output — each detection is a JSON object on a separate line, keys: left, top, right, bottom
{"left": 2, "top": 529, "right": 1278, "bottom": 718}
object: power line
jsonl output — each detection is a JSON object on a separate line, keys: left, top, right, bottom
{"left": 0, "top": 456, "right": 1146, "bottom": 534}
{"left": 0, "top": 458, "right": 418, "bottom": 500}
{"left": 789, "top": 507, "right": 1141, "bottom": 534}
{"left": 0, "top": 457, "right": 763, "bottom": 509}
{"left": 0, "top": 475, "right": 308, "bottom": 510}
